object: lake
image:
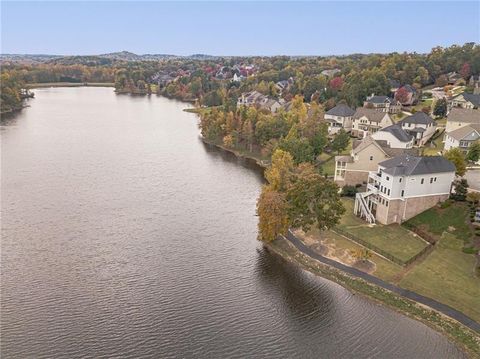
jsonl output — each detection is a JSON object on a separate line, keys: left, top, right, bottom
{"left": 0, "top": 87, "right": 465, "bottom": 358}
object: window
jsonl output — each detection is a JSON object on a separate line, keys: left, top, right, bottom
{"left": 399, "top": 178, "right": 402, "bottom": 183}
{"left": 434, "top": 177, "right": 437, "bottom": 182}
{"left": 369, "top": 156, "right": 373, "bottom": 161}
{"left": 386, "top": 176, "right": 390, "bottom": 181}
{"left": 385, "top": 200, "right": 389, "bottom": 207}
{"left": 430, "top": 178, "right": 433, "bottom": 184}
{"left": 421, "top": 178, "right": 424, "bottom": 184}
{"left": 387, "top": 189, "right": 390, "bottom": 196}
{"left": 401, "top": 190, "right": 404, "bottom": 197}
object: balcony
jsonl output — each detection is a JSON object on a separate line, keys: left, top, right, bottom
{"left": 368, "top": 171, "right": 382, "bottom": 182}
{"left": 367, "top": 183, "right": 379, "bottom": 194}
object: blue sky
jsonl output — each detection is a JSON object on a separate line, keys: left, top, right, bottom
{"left": 1, "top": 1, "right": 479, "bottom": 56}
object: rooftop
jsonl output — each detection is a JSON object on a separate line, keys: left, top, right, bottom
{"left": 379, "top": 155, "right": 455, "bottom": 176}
{"left": 326, "top": 104, "right": 355, "bottom": 117}
{"left": 399, "top": 112, "right": 435, "bottom": 125}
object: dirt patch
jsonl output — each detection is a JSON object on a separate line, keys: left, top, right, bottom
{"left": 311, "top": 243, "right": 329, "bottom": 256}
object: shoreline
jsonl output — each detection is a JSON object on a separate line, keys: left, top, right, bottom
{"left": 26, "top": 82, "right": 115, "bottom": 89}
{"left": 190, "top": 110, "right": 480, "bottom": 356}
{"left": 266, "top": 237, "right": 480, "bottom": 358}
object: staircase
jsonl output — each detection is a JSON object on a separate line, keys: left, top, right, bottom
{"left": 355, "top": 192, "right": 375, "bottom": 224}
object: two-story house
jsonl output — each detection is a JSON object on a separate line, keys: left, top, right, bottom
{"left": 363, "top": 95, "right": 401, "bottom": 114}
{"left": 444, "top": 124, "right": 480, "bottom": 155}
{"left": 398, "top": 112, "right": 437, "bottom": 146}
{"left": 324, "top": 104, "right": 355, "bottom": 135}
{"left": 237, "top": 91, "right": 283, "bottom": 112}
{"left": 449, "top": 92, "right": 480, "bottom": 110}
{"left": 334, "top": 136, "right": 417, "bottom": 187}
{"left": 354, "top": 155, "right": 455, "bottom": 224}
{"left": 445, "top": 108, "right": 480, "bottom": 133}
{"left": 351, "top": 108, "right": 394, "bottom": 138}
{"left": 395, "top": 84, "right": 419, "bottom": 106}
{"left": 372, "top": 124, "right": 414, "bottom": 149}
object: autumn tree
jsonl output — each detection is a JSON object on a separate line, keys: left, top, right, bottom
{"left": 286, "top": 164, "right": 345, "bottom": 232}
{"left": 460, "top": 62, "right": 471, "bottom": 80}
{"left": 395, "top": 86, "right": 410, "bottom": 104}
{"left": 329, "top": 77, "right": 344, "bottom": 91}
{"left": 256, "top": 186, "right": 290, "bottom": 242}
{"left": 265, "top": 149, "right": 295, "bottom": 192}
{"left": 444, "top": 147, "right": 467, "bottom": 176}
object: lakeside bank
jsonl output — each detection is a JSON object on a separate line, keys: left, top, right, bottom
{"left": 266, "top": 236, "right": 480, "bottom": 358}
{"left": 188, "top": 107, "right": 480, "bottom": 357}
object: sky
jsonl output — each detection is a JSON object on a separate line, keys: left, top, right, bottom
{"left": 1, "top": 1, "right": 479, "bottom": 56}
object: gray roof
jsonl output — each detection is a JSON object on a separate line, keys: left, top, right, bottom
{"left": 399, "top": 112, "right": 435, "bottom": 125}
{"left": 352, "top": 137, "right": 417, "bottom": 157}
{"left": 353, "top": 108, "right": 390, "bottom": 123}
{"left": 447, "top": 124, "right": 480, "bottom": 141}
{"left": 366, "top": 95, "right": 393, "bottom": 104}
{"left": 326, "top": 104, "right": 355, "bottom": 117}
{"left": 402, "top": 84, "right": 417, "bottom": 94}
{"left": 379, "top": 124, "right": 413, "bottom": 142}
{"left": 379, "top": 155, "right": 455, "bottom": 176}
{"left": 459, "top": 92, "right": 480, "bottom": 107}
{"left": 447, "top": 108, "right": 480, "bottom": 124}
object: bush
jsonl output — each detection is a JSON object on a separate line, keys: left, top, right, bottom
{"left": 342, "top": 185, "right": 357, "bottom": 197}
{"left": 440, "top": 200, "right": 452, "bottom": 209}
{"left": 462, "top": 247, "right": 477, "bottom": 254}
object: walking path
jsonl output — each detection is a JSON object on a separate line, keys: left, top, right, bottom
{"left": 284, "top": 230, "right": 480, "bottom": 333}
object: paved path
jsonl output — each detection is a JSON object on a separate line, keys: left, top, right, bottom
{"left": 284, "top": 230, "right": 480, "bottom": 333}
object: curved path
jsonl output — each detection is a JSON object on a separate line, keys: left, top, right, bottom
{"left": 284, "top": 230, "right": 480, "bottom": 334}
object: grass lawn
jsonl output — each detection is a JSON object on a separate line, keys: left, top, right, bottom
{"left": 337, "top": 199, "right": 429, "bottom": 262}
{"left": 422, "top": 129, "right": 445, "bottom": 156}
{"left": 399, "top": 233, "right": 480, "bottom": 322}
{"left": 405, "top": 201, "right": 475, "bottom": 244}
{"left": 320, "top": 139, "right": 353, "bottom": 176}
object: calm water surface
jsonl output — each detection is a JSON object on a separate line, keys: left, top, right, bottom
{"left": 1, "top": 87, "right": 466, "bottom": 358}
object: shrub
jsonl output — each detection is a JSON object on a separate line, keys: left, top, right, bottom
{"left": 342, "top": 185, "right": 357, "bottom": 197}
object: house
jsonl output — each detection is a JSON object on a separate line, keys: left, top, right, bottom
{"left": 395, "top": 84, "right": 419, "bottom": 106}
{"left": 321, "top": 69, "right": 341, "bottom": 78}
{"left": 469, "top": 75, "right": 480, "bottom": 88}
{"left": 236, "top": 91, "right": 283, "bottom": 112}
{"left": 449, "top": 92, "right": 480, "bottom": 110}
{"left": 445, "top": 108, "right": 480, "bottom": 133}
{"left": 354, "top": 155, "right": 455, "bottom": 224}
{"left": 446, "top": 71, "right": 462, "bottom": 85}
{"left": 275, "top": 77, "right": 294, "bottom": 93}
{"left": 398, "top": 112, "right": 437, "bottom": 146}
{"left": 372, "top": 124, "right": 414, "bottom": 149}
{"left": 363, "top": 95, "right": 401, "bottom": 114}
{"left": 334, "top": 136, "right": 417, "bottom": 187}
{"left": 231, "top": 73, "right": 245, "bottom": 82}
{"left": 351, "top": 108, "right": 394, "bottom": 138}
{"left": 324, "top": 104, "right": 355, "bottom": 135}
{"left": 444, "top": 124, "right": 480, "bottom": 155}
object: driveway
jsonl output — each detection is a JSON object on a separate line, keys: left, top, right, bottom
{"left": 466, "top": 169, "right": 480, "bottom": 191}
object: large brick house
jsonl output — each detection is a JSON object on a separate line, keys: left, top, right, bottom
{"left": 354, "top": 155, "right": 455, "bottom": 225}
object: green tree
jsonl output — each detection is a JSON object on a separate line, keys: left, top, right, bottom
{"left": 256, "top": 186, "right": 290, "bottom": 242}
{"left": 286, "top": 164, "right": 345, "bottom": 232}
{"left": 444, "top": 147, "right": 467, "bottom": 176}
{"left": 265, "top": 149, "right": 295, "bottom": 192}
{"left": 451, "top": 179, "right": 468, "bottom": 201}
{"left": 331, "top": 129, "right": 350, "bottom": 154}
{"left": 433, "top": 98, "right": 447, "bottom": 118}
{"left": 466, "top": 141, "right": 480, "bottom": 163}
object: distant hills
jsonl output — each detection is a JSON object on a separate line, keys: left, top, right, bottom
{"left": 0, "top": 51, "right": 220, "bottom": 64}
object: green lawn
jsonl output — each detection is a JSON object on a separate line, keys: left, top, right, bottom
{"left": 320, "top": 139, "right": 353, "bottom": 176}
{"left": 422, "top": 129, "right": 445, "bottom": 156}
{"left": 337, "top": 199, "right": 429, "bottom": 262}
{"left": 405, "top": 201, "right": 475, "bottom": 244}
{"left": 400, "top": 233, "right": 480, "bottom": 322}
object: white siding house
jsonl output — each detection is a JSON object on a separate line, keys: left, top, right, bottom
{"left": 354, "top": 155, "right": 455, "bottom": 224}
